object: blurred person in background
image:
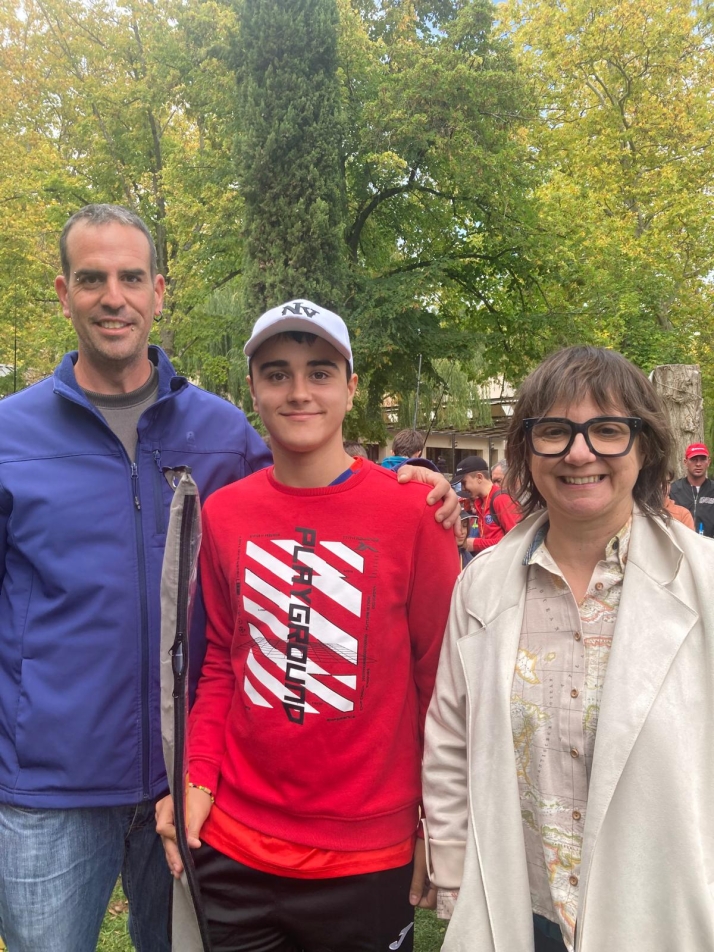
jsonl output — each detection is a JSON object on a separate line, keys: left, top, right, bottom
{"left": 381, "top": 429, "right": 426, "bottom": 471}
{"left": 344, "top": 440, "right": 369, "bottom": 459}
{"left": 452, "top": 456, "right": 519, "bottom": 557}
{"left": 665, "top": 469, "right": 694, "bottom": 529}
{"left": 669, "top": 443, "right": 714, "bottom": 535}
{"left": 491, "top": 459, "right": 508, "bottom": 487}
{"left": 424, "top": 345, "right": 714, "bottom": 952}
{"left": 454, "top": 495, "right": 480, "bottom": 569}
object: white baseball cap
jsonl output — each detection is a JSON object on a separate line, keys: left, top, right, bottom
{"left": 244, "top": 299, "right": 353, "bottom": 372}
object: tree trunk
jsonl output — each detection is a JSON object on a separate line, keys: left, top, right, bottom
{"left": 650, "top": 364, "right": 703, "bottom": 477}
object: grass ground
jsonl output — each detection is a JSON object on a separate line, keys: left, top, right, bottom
{"left": 97, "top": 883, "right": 132, "bottom": 951}
{"left": 92, "top": 884, "right": 447, "bottom": 951}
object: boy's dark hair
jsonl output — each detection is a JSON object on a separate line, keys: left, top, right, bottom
{"left": 248, "top": 331, "right": 352, "bottom": 381}
{"left": 391, "top": 429, "right": 425, "bottom": 458}
{"left": 60, "top": 204, "right": 158, "bottom": 278}
{"left": 506, "top": 346, "right": 673, "bottom": 519}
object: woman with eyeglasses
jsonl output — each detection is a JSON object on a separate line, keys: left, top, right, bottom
{"left": 422, "top": 346, "right": 714, "bottom": 952}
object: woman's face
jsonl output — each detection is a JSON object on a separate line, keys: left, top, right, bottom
{"left": 529, "top": 395, "right": 643, "bottom": 531}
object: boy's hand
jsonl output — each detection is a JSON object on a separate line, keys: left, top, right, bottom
{"left": 409, "top": 838, "right": 437, "bottom": 908}
{"left": 156, "top": 787, "right": 213, "bottom": 879}
{"left": 397, "top": 467, "right": 459, "bottom": 529}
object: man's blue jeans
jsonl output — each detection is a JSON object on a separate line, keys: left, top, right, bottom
{"left": 0, "top": 800, "right": 171, "bottom": 952}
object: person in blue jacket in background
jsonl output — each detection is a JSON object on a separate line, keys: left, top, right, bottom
{"left": 0, "top": 204, "right": 459, "bottom": 952}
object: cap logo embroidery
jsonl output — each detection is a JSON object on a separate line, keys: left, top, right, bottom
{"left": 281, "top": 302, "right": 319, "bottom": 318}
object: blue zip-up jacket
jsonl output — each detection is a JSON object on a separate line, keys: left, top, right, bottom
{"left": 0, "top": 346, "right": 271, "bottom": 808}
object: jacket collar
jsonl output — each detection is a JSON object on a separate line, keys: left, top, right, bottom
{"left": 463, "top": 509, "right": 549, "bottom": 626}
{"left": 53, "top": 345, "right": 188, "bottom": 406}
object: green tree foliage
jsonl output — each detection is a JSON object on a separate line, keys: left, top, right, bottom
{"left": 0, "top": 0, "right": 243, "bottom": 383}
{"left": 338, "top": 0, "right": 540, "bottom": 416}
{"left": 235, "top": 0, "right": 349, "bottom": 317}
{"left": 508, "top": 0, "right": 714, "bottom": 382}
{"left": 397, "top": 357, "right": 494, "bottom": 431}
{"left": 5, "top": 0, "right": 713, "bottom": 436}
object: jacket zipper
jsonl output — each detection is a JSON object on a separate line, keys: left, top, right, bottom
{"left": 55, "top": 372, "right": 180, "bottom": 805}
{"left": 692, "top": 484, "right": 704, "bottom": 533}
{"left": 153, "top": 450, "right": 166, "bottom": 534}
{"left": 131, "top": 460, "right": 151, "bottom": 800}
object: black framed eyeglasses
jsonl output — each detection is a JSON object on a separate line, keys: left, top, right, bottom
{"left": 523, "top": 416, "right": 643, "bottom": 458}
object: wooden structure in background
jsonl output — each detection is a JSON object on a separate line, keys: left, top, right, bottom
{"left": 650, "top": 364, "right": 703, "bottom": 477}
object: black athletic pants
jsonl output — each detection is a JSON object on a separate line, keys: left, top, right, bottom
{"left": 533, "top": 914, "right": 568, "bottom": 952}
{"left": 193, "top": 842, "right": 415, "bottom": 952}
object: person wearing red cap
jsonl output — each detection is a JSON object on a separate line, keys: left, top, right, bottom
{"left": 669, "top": 443, "right": 714, "bottom": 536}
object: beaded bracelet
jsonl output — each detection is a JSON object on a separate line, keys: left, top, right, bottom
{"left": 188, "top": 782, "right": 215, "bottom": 803}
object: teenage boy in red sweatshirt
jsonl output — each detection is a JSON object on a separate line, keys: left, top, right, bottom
{"left": 158, "top": 299, "right": 460, "bottom": 952}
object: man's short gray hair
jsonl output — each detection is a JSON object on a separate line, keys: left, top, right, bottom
{"left": 60, "top": 204, "right": 158, "bottom": 278}
{"left": 492, "top": 459, "right": 508, "bottom": 476}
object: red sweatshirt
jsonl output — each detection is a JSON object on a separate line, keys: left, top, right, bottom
{"left": 471, "top": 485, "right": 520, "bottom": 552}
{"left": 189, "top": 461, "right": 459, "bottom": 851}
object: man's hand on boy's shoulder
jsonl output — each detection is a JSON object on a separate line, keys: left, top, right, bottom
{"left": 397, "top": 466, "right": 460, "bottom": 529}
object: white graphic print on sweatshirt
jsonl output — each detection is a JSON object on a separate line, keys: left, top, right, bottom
{"left": 238, "top": 526, "right": 374, "bottom": 724}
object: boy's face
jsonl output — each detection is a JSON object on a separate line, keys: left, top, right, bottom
{"left": 461, "top": 471, "right": 484, "bottom": 498}
{"left": 248, "top": 334, "right": 357, "bottom": 456}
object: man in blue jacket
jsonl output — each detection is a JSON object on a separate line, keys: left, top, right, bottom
{"left": 0, "top": 204, "right": 458, "bottom": 952}
{"left": 0, "top": 204, "right": 274, "bottom": 952}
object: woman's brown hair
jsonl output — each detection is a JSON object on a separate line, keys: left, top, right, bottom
{"left": 505, "top": 346, "right": 673, "bottom": 519}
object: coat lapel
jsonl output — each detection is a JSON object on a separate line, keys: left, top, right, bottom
{"left": 457, "top": 520, "right": 545, "bottom": 948}
{"left": 577, "top": 513, "right": 697, "bottom": 919}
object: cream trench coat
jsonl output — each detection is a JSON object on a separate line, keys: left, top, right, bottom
{"left": 423, "top": 508, "right": 714, "bottom": 952}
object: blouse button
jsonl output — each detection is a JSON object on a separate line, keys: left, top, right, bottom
{"left": 570, "top": 748, "right": 579, "bottom": 758}
{"left": 572, "top": 810, "right": 582, "bottom": 821}
{"left": 571, "top": 688, "right": 579, "bottom": 698}
{"left": 574, "top": 632, "right": 582, "bottom": 641}
{"left": 569, "top": 875, "right": 579, "bottom": 886}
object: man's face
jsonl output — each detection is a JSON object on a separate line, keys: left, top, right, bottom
{"left": 54, "top": 221, "right": 164, "bottom": 379}
{"left": 685, "top": 454, "right": 710, "bottom": 482}
{"left": 248, "top": 334, "right": 357, "bottom": 457}
{"left": 491, "top": 465, "right": 504, "bottom": 487}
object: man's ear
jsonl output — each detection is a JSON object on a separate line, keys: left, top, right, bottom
{"left": 153, "top": 273, "right": 165, "bottom": 315}
{"left": 54, "top": 275, "right": 71, "bottom": 319}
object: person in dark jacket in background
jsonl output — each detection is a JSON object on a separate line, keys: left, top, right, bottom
{"left": 669, "top": 442, "right": 714, "bottom": 536}
{"left": 0, "top": 205, "right": 459, "bottom": 952}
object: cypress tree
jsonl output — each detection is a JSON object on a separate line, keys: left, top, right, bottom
{"left": 236, "top": 0, "right": 348, "bottom": 317}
